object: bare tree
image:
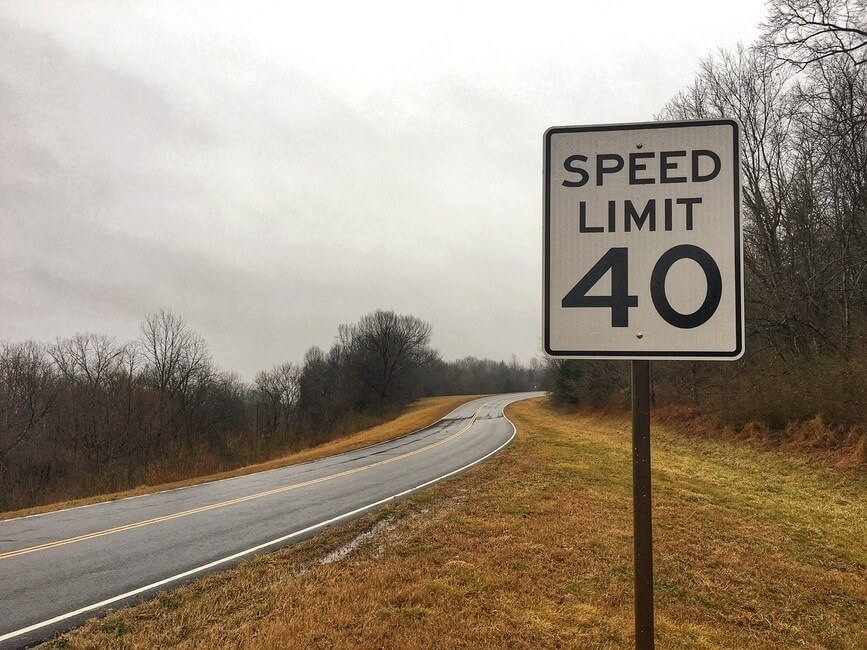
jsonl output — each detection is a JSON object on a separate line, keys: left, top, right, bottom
{"left": 139, "top": 308, "right": 213, "bottom": 413}
{"left": 255, "top": 362, "right": 300, "bottom": 432}
{"left": 0, "top": 341, "right": 57, "bottom": 471}
{"left": 47, "top": 335, "right": 154, "bottom": 469}
{"left": 198, "top": 371, "right": 250, "bottom": 452}
{"left": 49, "top": 333, "right": 125, "bottom": 386}
{"left": 763, "top": 0, "right": 867, "bottom": 68}
{"left": 790, "top": 57, "right": 867, "bottom": 345}
{"left": 658, "top": 46, "right": 835, "bottom": 353}
{"left": 345, "top": 310, "right": 439, "bottom": 405}
{"left": 296, "top": 346, "right": 333, "bottom": 427}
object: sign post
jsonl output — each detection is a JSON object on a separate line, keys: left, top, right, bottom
{"left": 631, "top": 359, "right": 653, "bottom": 648}
{"left": 543, "top": 119, "right": 743, "bottom": 649}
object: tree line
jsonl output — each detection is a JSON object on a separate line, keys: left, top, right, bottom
{"left": 547, "top": 0, "right": 867, "bottom": 451}
{"left": 0, "top": 308, "right": 541, "bottom": 511}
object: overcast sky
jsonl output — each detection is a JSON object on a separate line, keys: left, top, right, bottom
{"left": 1, "top": 1, "right": 766, "bottom": 379}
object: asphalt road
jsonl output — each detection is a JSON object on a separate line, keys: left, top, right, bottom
{"left": 0, "top": 392, "right": 540, "bottom": 648}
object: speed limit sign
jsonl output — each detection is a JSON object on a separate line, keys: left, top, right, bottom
{"left": 543, "top": 119, "right": 744, "bottom": 359}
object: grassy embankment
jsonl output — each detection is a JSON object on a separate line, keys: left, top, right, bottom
{"left": 49, "top": 397, "right": 866, "bottom": 649}
{"left": 2, "top": 395, "right": 478, "bottom": 522}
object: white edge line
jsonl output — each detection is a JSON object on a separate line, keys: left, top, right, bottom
{"left": 1, "top": 395, "right": 491, "bottom": 525}
{"left": 0, "top": 394, "right": 532, "bottom": 644}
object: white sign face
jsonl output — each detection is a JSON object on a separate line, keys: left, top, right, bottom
{"left": 544, "top": 120, "right": 744, "bottom": 359}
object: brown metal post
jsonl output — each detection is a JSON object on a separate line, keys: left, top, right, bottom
{"left": 631, "top": 360, "right": 654, "bottom": 649}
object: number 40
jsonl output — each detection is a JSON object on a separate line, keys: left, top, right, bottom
{"left": 562, "top": 245, "right": 722, "bottom": 329}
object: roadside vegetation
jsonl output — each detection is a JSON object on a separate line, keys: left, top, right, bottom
{"left": 0, "top": 309, "right": 542, "bottom": 513}
{"left": 49, "top": 397, "right": 867, "bottom": 649}
{"left": 548, "top": 0, "right": 867, "bottom": 465}
{"left": 0, "top": 393, "right": 477, "bottom": 521}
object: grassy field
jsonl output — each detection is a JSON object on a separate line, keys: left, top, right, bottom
{"left": 3, "top": 395, "right": 478, "bottom": 522}
{"left": 48, "top": 397, "right": 867, "bottom": 649}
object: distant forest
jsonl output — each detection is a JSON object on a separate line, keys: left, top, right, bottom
{"left": 0, "top": 308, "right": 542, "bottom": 511}
{"left": 548, "top": 0, "right": 867, "bottom": 462}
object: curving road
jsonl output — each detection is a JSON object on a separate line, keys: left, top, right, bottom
{"left": 0, "top": 392, "right": 540, "bottom": 648}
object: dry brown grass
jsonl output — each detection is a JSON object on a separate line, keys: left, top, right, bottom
{"left": 2, "top": 395, "right": 478, "bottom": 522}
{"left": 48, "top": 397, "right": 867, "bottom": 649}
{"left": 653, "top": 404, "right": 867, "bottom": 468}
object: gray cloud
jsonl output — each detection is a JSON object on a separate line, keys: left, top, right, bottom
{"left": 0, "top": 3, "right": 763, "bottom": 378}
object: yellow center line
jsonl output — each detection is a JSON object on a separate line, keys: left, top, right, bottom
{"left": 0, "top": 401, "right": 495, "bottom": 562}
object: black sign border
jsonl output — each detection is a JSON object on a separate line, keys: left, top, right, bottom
{"left": 543, "top": 119, "right": 744, "bottom": 359}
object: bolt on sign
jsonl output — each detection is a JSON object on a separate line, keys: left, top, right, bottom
{"left": 544, "top": 119, "right": 744, "bottom": 359}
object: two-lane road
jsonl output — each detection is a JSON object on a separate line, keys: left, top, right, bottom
{"left": 0, "top": 392, "right": 541, "bottom": 647}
